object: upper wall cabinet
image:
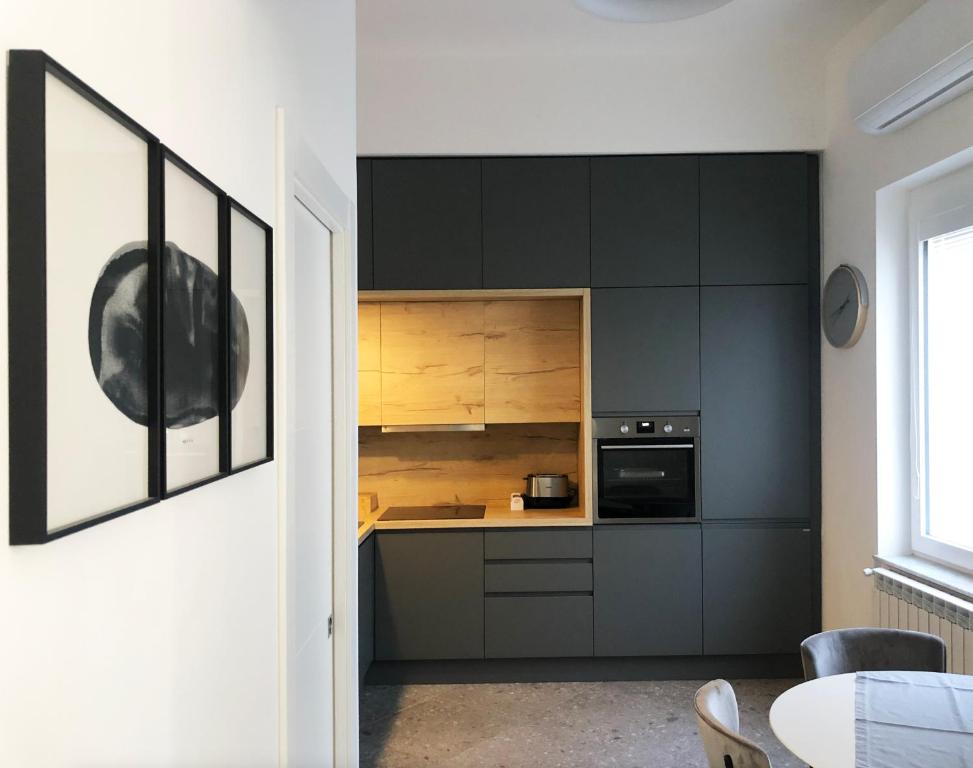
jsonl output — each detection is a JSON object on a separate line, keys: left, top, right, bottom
{"left": 591, "top": 287, "right": 700, "bottom": 413}
{"left": 484, "top": 299, "right": 581, "bottom": 423}
{"left": 380, "top": 302, "right": 485, "bottom": 425}
{"left": 372, "top": 158, "right": 482, "bottom": 290}
{"left": 482, "top": 158, "right": 590, "bottom": 288}
{"left": 700, "top": 154, "right": 809, "bottom": 285}
{"left": 357, "top": 158, "right": 374, "bottom": 290}
{"left": 591, "top": 156, "right": 699, "bottom": 287}
{"left": 358, "top": 303, "right": 382, "bottom": 426}
{"left": 700, "top": 285, "right": 809, "bottom": 520}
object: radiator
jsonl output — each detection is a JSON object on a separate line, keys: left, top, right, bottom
{"left": 867, "top": 566, "right": 973, "bottom": 674}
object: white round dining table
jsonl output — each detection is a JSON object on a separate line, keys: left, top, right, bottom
{"left": 769, "top": 672, "right": 856, "bottom": 768}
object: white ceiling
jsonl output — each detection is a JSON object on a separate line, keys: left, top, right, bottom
{"left": 358, "top": 0, "right": 885, "bottom": 57}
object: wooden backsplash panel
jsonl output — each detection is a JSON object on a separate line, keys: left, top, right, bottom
{"left": 359, "top": 424, "right": 580, "bottom": 509}
{"left": 484, "top": 298, "right": 581, "bottom": 423}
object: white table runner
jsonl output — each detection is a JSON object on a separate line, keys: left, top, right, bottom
{"left": 855, "top": 670, "right": 973, "bottom": 768}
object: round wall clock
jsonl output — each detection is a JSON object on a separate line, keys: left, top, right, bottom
{"left": 823, "top": 264, "right": 869, "bottom": 348}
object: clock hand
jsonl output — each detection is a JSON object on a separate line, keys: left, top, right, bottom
{"left": 830, "top": 296, "right": 850, "bottom": 319}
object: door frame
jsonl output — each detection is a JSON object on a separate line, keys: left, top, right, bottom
{"left": 275, "top": 108, "right": 359, "bottom": 767}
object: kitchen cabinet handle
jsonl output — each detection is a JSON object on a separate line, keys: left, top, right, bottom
{"left": 600, "top": 444, "right": 694, "bottom": 450}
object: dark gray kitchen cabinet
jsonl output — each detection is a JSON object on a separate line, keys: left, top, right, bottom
{"left": 374, "top": 531, "right": 484, "bottom": 660}
{"left": 591, "top": 155, "right": 699, "bottom": 287}
{"left": 357, "top": 158, "right": 373, "bottom": 290}
{"left": 594, "top": 526, "right": 702, "bottom": 656}
{"left": 483, "top": 157, "right": 589, "bottom": 288}
{"left": 700, "top": 286, "right": 809, "bottom": 520}
{"left": 372, "top": 158, "right": 482, "bottom": 289}
{"left": 591, "top": 287, "right": 700, "bottom": 413}
{"left": 700, "top": 154, "right": 809, "bottom": 285}
{"left": 484, "top": 529, "right": 592, "bottom": 560}
{"left": 358, "top": 534, "right": 374, "bottom": 682}
{"left": 702, "top": 525, "right": 813, "bottom": 655}
{"left": 486, "top": 596, "right": 593, "bottom": 658}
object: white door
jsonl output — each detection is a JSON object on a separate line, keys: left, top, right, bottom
{"left": 288, "top": 198, "right": 335, "bottom": 766}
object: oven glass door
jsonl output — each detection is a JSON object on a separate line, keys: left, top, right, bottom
{"left": 597, "top": 439, "right": 696, "bottom": 519}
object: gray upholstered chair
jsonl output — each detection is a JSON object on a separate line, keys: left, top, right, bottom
{"left": 800, "top": 627, "right": 947, "bottom": 680}
{"left": 694, "top": 679, "right": 772, "bottom": 768}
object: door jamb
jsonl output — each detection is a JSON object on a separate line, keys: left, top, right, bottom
{"left": 275, "top": 107, "right": 359, "bottom": 767}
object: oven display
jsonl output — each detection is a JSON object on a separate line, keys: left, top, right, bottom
{"left": 636, "top": 421, "right": 655, "bottom": 434}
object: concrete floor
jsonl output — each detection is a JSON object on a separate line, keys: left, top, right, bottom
{"left": 360, "top": 679, "right": 802, "bottom": 767}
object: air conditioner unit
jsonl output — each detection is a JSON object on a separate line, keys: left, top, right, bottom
{"left": 849, "top": 0, "right": 973, "bottom": 135}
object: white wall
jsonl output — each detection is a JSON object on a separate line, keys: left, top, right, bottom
{"left": 358, "top": 47, "right": 826, "bottom": 155}
{"left": 820, "top": 0, "right": 973, "bottom": 629}
{"left": 0, "top": 1, "right": 356, "bottom": 765}
{"left": 357, "top": 0, "right": 889, "bottom": 155}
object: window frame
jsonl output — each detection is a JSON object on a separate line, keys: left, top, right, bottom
{"left": 909, "top": 166, "right": 973, "bottom": 573}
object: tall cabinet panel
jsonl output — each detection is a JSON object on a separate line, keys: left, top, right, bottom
{"left": 375, "top": 531, "right": 485, "bottom": 660}
{"left": 700, "top": 285, "right": 809, "bottom": 520}
{"left": 591, "top": 287, "right": 700, "bottom": 413}
{"left": 594, "top": 526, "right": 702, "bottom": 656}
{"left": 591, "top": 155, "right": 699, "bottom": 287}
{"left": 357, "top": 158, "right": 373, "bottom": 289}
{"left": 703, "top": 525, "right": 813, "bottom": 655}
{"left": 482, "top": 157, "right": 590, "bottom": 288}
{"left": 372, "top": 158, "right": 482, "bottom": 289}
{"left": 700, "top": 154, "right": 808, "bottom": 285}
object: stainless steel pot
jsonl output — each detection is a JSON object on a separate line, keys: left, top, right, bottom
{"left": 524, "top": 473, "right": 570, "bottom": 498}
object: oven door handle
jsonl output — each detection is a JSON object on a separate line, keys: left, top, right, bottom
{"left": 599, "top": 444, "right": 694, "bottom": 450}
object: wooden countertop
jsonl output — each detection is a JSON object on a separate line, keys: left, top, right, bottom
{"left": 357, "top": 503, "right": 590, "bottom": 544}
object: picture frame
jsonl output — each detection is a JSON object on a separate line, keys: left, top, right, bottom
{"left": 159, "top": 147, "right": 229, "bottom": 496}
{"left": 226, "top": 198, "right": 274, "bottom": 472}
{"left": 8, "top": 51, "right": 276, "bottom": 544}
{"left": 7, "top": 50, "right": 162, "bottom": 543}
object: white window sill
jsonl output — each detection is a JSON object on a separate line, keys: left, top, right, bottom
{"left": 875, "top": 553, "right": 973, "bottom": 604}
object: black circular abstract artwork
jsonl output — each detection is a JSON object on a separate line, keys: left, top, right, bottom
{"left": 88, "top": 242, "right": 250, "bottom": 428}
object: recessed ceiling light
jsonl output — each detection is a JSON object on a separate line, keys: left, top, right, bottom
{"left": 575, "top": 0, "right": 736, "bottom": 23}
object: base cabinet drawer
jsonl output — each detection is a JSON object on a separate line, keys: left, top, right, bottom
{"left": 485, "top": 529, "right": 592, "bottom": 560}
{"left": 485, "top": 562, "right": 592, "bottom": 593}
{"left": 485, "top": 595, "right": 593, "bottom": 659}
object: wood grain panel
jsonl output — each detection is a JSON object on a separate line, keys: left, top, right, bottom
{"left": 484, "top": 299, "right": 581, "bottom": 423}
{"left": 358, "top": 423, "right": 579, "bottom": 510}
{"left": 360, "top": 288, "right": 585, "bottom": 302}
{"left": 358, "top": 303, "right": 382, "bottom": 425}
{"left": 579, "top": 289, "right": 592, "bottom": 522}
{"left": 380, "top": 301, "right": 485, "bottom": 425}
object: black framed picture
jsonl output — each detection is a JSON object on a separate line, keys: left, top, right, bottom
{"left": 226, "top": 199, "right": 274, "bottom": 471}
{"left": 160, "top": 148, "right": 228, "bottom": 496}
{"left": 8, "top": 51, "right": 161, "bottom": 543}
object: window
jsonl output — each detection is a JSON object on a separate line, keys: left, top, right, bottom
{"left": 911, "top": 170, "right": 973, "bottom": 572}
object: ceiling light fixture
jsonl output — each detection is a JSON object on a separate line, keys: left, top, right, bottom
{"left": 575, "top": 0, "right": 736, "bottom": 23}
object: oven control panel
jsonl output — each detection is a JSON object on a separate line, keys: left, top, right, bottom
{"left": 594, "top": 415, "right": 700, "bottom": 440}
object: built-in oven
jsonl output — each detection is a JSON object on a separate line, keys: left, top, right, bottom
{"left": 593, "top": 416, "right": 700, "bottom": 523}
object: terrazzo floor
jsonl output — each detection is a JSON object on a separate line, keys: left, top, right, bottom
{"left": 360, "top": 678, "right": 802, "bottom": 767}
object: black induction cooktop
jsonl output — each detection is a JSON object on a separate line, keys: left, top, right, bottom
{"left": 380, "top": 504, "right": 486, "bottom": 521}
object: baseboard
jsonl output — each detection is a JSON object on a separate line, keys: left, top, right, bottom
{"left": 363, "top": 654, "right": 803, "bottom": 685}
